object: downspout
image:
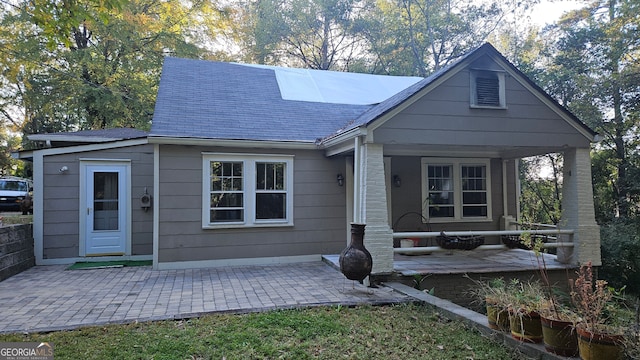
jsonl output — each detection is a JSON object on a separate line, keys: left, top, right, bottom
{"left": 353, "top": 135, "right": 362, "bottom": 223}
{"left": 502, "top": 159, "right": 508, "bottom": 218}
{"left": 515, "top": 160, "right": 521, "bottom": 222}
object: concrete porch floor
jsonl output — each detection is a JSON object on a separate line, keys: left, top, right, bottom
{"left": 323, "top": 248, "right": 574, "bottom": 276}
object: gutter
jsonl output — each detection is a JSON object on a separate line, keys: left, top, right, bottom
{"left": 147, "top": 136, "right": 318, "bottom": 150}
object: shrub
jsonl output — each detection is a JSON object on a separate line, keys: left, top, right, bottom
{"left": 599, "top": 220, "right": 640, "bottom": 296}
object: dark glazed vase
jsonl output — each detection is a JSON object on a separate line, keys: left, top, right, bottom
{"left": 339, "top": 223, "right": 373, "bottom": 284}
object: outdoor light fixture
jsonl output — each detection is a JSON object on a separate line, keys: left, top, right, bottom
{"left": 59, "top": 166, "right": 69, "bottom": 173}
{"left": 337, "top": 173, "right": 344, "bottom": 186}
{"left": 393, "top": 175, "right": 401, "bottom": 187}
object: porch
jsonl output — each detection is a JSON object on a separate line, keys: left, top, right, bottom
{"left": 324, "top": 246, "right": 576, "bottom": 308}
{"left": 325, "top": 247, "right": 569, "bottom": 276}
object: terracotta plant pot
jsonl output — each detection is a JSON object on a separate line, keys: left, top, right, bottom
{"left": 509, "top": 311, "right": 543, "bottom": 343}
{"left": 576, "top": 325, "right": 624, "bottom": 360}
{"left": 540, "top": 315, "right": 578, "bottom": 357}
{"left": 486, "top": 301, "right": 510, "bottom": 332}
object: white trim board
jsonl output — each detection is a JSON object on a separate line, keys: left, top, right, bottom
{"left": 156, "top": 255, "right": 321, "bottom": 270}
{"left": 36, "top": 255, "right": 152, "bottom": 266}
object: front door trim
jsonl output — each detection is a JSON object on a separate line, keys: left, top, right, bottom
{"left": 79, "top": 159, "right": 132, "bottom": 257}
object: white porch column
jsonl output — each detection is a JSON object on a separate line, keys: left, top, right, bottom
{"left": 357, "top": 142, "right": 394, "bottom": 274}
{"left": 560, "top": 147, "right": 601, "bottom": 265}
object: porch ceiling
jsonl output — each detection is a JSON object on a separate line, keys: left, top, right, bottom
{"left": 381, "top": 144, "right": 570, "bottom": 159}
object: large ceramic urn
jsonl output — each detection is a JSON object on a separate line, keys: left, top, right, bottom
{"left": 339, "top": 223, "right": 373, "bottom": 284}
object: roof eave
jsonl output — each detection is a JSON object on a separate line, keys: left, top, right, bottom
{"left": 147, "top": 136, "right": 319, "bottom": 150}
{"left": 319, "top": 127, "right": 368, "bottom": 156}
{"left": 27, "top": 134, "right": 143, "bottom": 143}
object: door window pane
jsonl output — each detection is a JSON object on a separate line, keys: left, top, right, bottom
{"left": 94, "top": 172, "right": 119, "bottom": 230}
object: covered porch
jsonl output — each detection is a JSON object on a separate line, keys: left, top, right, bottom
{"left": 320, "top": 44, "right": 600, "bottom": 279}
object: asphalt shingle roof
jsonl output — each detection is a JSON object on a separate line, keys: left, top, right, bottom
{"left": 150, "top": 58, "right": 374, "bottom": 143}
{"left": 150, "top": 43, "right": 596, "bottom": 144}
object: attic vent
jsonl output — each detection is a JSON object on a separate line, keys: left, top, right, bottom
{"left": 471, "top": 70, "right": 506, "bottom": 108}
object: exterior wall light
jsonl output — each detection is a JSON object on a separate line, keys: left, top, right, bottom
{"left": 337, "top": 173, "right": 344, "bottom": 187}
{"left": 59, "top": 166, "right": 69, "bottom": 173}
{"left": 393, "top": 175, "right": 401, "bottom": 187}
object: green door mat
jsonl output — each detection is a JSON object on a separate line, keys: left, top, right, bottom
{"left": 67, "top": 260, "right": 152, "bottom": 270}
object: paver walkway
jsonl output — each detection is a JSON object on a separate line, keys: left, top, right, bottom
{"left": 0, "top": 262, "right": 409, "bottom": 334}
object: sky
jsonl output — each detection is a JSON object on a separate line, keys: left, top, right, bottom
{"left": 530, "top": 0, "right": 584, "bottom": 26}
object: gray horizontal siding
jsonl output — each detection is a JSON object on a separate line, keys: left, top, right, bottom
{"left": 157, "top": 145, "right": 347, "bottom": 263}
{"left": 42, "top": 144, "right": 154, "bottom": 259}
{"left": 374, "top": 70, "right": 591, "bottom": 148}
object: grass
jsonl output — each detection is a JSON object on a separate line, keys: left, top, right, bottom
{"left": 0, "top": 303, "right": 528, "bottom": 359}
{"left": 0, "top": 213, "right": 33, "bottom": 225}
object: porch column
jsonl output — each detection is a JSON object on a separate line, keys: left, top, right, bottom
{"left": 560, "top": 147, "right": 601, "bottom": 265}
{"left": 357, "top": 141, "right": 394, "bottom": 274}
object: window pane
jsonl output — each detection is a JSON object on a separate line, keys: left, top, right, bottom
{"left": 461, "top": 164, "right": 487, "bottom": 218}
{"left": 429, "top": 206, "right": 454, "bottom": 218}
{"left": 211, "top": 193, "right": 243, "bottom": 208}
{"left": 256, "top": 193, "right": 286, "bottom": 219}
{"left": 257, "top": 162, "right": 285, "bottom": 191}
{"left": 427, "top": 164, "right": 454, "bottom": 218}
{"left": 210, "top": 209, "right": 243, "bottom": 222}
{"left": 463, "top": 206, "right": 488, "bottom": 217}
{"left": 209, "top": 161, "right": 244, "bottom": 223}
{"left": 429, "top": 192, "right": 454, "bottom": 205}
{"left": 462, "top": 192, "right": 486, "bottom": 204}
{"left": 94, "top": 172, "right": 118, "bottom": 231}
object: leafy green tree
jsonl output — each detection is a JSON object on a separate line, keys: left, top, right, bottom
{"left": 0, "top": 0, "right": 235, "bottom": 149}
{"left": 519, "top": 154, "right": 563, "bottom": 225}
{"left": 362, "top": 0, "right": 503, "bottom": 76}
{"left": 241, "top": 0, "right": 370, "bottom": 70}
{"left": 541, "top": 0, "right": 640, "bottom": 220}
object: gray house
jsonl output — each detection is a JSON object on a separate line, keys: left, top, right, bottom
{"left": 21, "top": 43, "right": 601, "bottom": 274}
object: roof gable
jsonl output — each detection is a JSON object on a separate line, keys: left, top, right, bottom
{"left": 325, "top": 43, "right": 596, "bottom": 142}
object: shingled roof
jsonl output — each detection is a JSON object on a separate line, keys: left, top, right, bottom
{"left": 150, "top": 59, "right": 380, "bottom": 143}
{"left": 150, "top": 43, "right": 596, "bottom": 144}
{"left": 149, "top": 53, "right": 460, "bottom": 143}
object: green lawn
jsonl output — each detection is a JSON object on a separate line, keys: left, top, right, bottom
{"left": 0, "top": 303, "right": 528, "bottom": 359}
{"left": 0, "top": 213, "right": 32, "bottom": 225}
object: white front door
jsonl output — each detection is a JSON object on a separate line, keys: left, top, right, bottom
{"left": 82, "top": 163, "right": 129, "bottom": 256}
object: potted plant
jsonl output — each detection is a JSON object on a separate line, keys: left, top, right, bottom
{"left": 465, "top": 275, "right": 510, "bottom": 332}
{"left": 570, "top": 262, "right": 625, "bottom": 360}
{"left": 526, "top": 232, "right": 579, "bottom": 356}
{"left": 506, "top": 279, "right": 544, "bottom": 343}
{"left": 538, "top": 298, "right": 579, "bottom": 356}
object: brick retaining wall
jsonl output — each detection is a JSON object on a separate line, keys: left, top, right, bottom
{"left": 0, "top": 224, "right": 34, "bottom": 281}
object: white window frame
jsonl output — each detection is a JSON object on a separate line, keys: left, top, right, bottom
{"left": 470, "top": 69, "right": 506, "bottom": 109}
{"left": 421, "top": 157, "right": 492, "bottom": 223}
{"left": 202, "top": 153, "right": 294, "bottom": 229}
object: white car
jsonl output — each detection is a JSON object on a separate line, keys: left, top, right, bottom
{"left": 0, "top": 177, "right": 33, "bottom": 214}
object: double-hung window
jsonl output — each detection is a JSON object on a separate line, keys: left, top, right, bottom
{"left": 202, "top": 153, "right": 294, "bottom": 228}
{"left": 421, "top": 158, "right": 491, "bottom": 222}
